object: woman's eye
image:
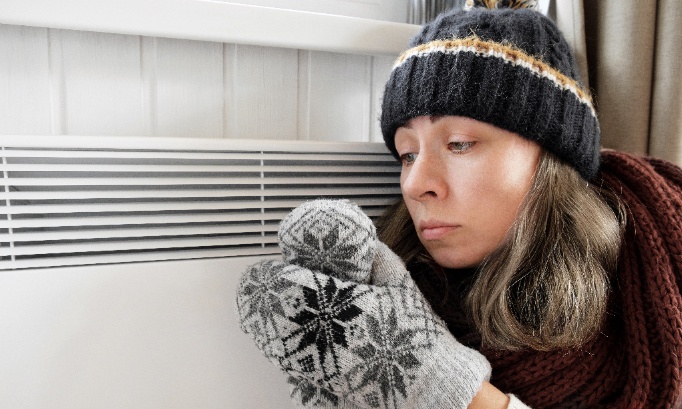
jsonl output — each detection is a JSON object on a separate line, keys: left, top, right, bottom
{"left": 448, "top": 141, "right": 475, "bottom": 153}
{"left": 400, "top": 152, "right": 417, "bottom": 165}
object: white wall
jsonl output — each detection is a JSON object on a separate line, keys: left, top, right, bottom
{"left": 0, "top": 23, "right": 395, "bottom": 142}
{"left": 0, "top": 256, "right": 295, "bottom": 409}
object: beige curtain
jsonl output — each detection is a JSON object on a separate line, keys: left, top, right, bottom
{"left": 556, "top": 0, "right": 682, "bottom": 167}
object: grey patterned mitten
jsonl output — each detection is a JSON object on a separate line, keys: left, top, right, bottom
{"left": 287, "top": 376, "right": 363, "bottom": 408}
{"left": 237, "top": 199, "right": 491, "bottom": 408}
{"left": 278, "top": 199, "right": 376, "bottom": 284}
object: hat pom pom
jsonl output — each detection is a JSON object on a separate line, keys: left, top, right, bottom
{"left": 464, "top": 0, "right": 539, "bottom": 10}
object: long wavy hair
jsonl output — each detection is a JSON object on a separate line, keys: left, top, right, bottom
{"left": 376, "top": 150, "right": 625, "bottom": 351}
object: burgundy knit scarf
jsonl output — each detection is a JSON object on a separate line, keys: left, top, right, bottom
{"left": 412, "top": 151, "right": 682, "bottom": 408}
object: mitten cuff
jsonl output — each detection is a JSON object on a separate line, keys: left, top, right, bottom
{"left": 409, "top": 336, "right": 492, "bottom": 408}
{"left": 507, "top": 394, "right": 532, "bottom": 409}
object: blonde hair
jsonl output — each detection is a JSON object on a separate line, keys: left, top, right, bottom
{"left": 376, "top": 151, "right": 625, "bottom": 351}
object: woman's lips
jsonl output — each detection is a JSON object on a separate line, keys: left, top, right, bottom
{"left": 419, "top": 223, "right": 459, "bottom": 240}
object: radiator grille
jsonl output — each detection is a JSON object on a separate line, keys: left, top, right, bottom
{"left": 0, "top": 137, "right": 401, "bottom": 270}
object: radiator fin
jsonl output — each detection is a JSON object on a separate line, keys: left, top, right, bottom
{"left": 0, "top": 138, "right": 401, "bottom": 270}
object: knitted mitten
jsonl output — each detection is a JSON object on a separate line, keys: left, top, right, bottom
{"left": 237, "top": 200, "right": 491, "bottom": 408}
{"left": 287, "top": 376, "right": 363, "bottom": 408}
{"left": 280, "top": 200, "right": 374, "bottom": 408}
{"left": 246, "top": 199, "right": 373, "bottom": 408}
{"left": 278, "top": 199, "right": 376, "bottom": 284}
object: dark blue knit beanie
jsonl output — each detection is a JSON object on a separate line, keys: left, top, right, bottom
{"left": 381, "top": 0, "right": 601, "bottom": 180}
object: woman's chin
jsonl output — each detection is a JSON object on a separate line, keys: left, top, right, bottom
{"left": 429, "top": 250, "right": 483, "bottom": 270}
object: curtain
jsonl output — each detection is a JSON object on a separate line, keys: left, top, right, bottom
{"left": 558, "top": 0, "right": 682, "bottom": 167}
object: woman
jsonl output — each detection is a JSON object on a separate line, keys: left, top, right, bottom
{"left": 238, "top": 0, "right": 682, "bottom": 407}
{"left": 375, "top": 0, "right": 682, "bottom": 406}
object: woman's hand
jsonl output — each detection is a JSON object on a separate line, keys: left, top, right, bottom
{"left": 237, "top": 200, "right": 492, "bottom": 408}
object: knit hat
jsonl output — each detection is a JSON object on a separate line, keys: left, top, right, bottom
{"left": 381, "top": 0, "right": 601, "bottom": 180}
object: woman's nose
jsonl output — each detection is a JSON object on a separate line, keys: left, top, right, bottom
{"left": 401, "top": 152, "right": 447, "bottom": 201}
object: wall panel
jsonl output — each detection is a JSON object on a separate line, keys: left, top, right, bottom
{"left": 58, "top": 29, "right": 145, "bottom": 136}
{"left": 302, "top": 51, "right": 373, "bottom": 142}
{"left": 224, "top": 44, "right": 299, "bottom": 140}
{"left": 1, "top": 25, "right": 394, "bottom": 143}
{"left": 154, "top": 38, "right": 224, "bottom": 138}
{"left": 370, "top": 55, "right": 395, "bottom": 142}
{"left": 0, "top": 25, "right": 52, "bottom": 135}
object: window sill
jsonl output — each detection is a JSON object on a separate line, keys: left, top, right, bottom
{"left": 0, "top": 0, "right": 421, "bottom": 55}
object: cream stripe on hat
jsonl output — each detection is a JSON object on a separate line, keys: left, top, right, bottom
{"left": 393, "top": 37, "right": 596, "bottom": 118}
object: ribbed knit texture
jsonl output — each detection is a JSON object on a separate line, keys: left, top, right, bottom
{"left": 381, "top": 7, "right": 601, "bottom": 180}
{"left": 412, "top": 151, "right": 682, "bottom": 407}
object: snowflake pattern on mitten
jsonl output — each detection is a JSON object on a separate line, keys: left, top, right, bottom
{"left": 278, "top": 199, "right": 376, "bottom": 283}
{"left": 238, "top": 257, "right": 447, "bottom": 407}
{"left": 237, "top": 260, "right": 300, "bottom": 360}
{"left": 287, "top": 376, "right": 349, "bottom": 407}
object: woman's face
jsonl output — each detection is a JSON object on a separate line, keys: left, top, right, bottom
{"left": 395, "top": 115, "right": 542, "bottom": 269}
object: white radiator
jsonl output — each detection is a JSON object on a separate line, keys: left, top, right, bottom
{"left": 0, "top": 136, "right": 400, "bottom": 271}
{"left": 0, "top": 135, "right": 400, "bottom": 409}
